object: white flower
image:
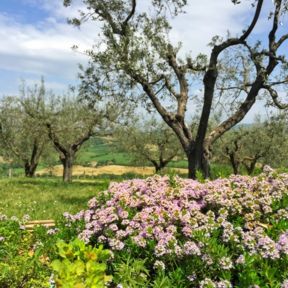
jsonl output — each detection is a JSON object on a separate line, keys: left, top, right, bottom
{"left": 153, "top": 260, "right": 165, "bottom": 270}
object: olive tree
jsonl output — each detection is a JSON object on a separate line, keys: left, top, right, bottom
{"left": 64, "top": 0, "right": 288, "bottom": 178}
{"left": 0, "top": 83, "right": 48, "bottom": 177}
{"left": 46, "top": 96, "right": 100, "bottom": 182}
{"left": 214, "top": 115, "right": 288, "bottom": 175}
{"left": 116, "top": 118, "right": 183, "bottom": 172}
{"left": 24, "top": 86, "right": 125, "bottom": 182}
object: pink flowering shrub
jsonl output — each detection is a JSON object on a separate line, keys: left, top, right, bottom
{"left": 65, "top": 168, "right": 288, "bottom": 287}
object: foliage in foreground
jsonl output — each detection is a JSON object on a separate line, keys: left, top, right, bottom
{"left": 0, "top": 217, "right": 54, "bottom": 287}
{"left": 65, "top": 167, "right": 288, "bottom": 287}
{"left": 51, "top": 238, "right": 112, "bottom": 288}
{"left": 0, "top": 213, "right": 93, "bottom": 287}
{"left": 1, "top": 168, "right": 288, "bottom": 287}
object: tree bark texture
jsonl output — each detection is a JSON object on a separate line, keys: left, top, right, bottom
{"left": 187, "top": 147, "right": 210, "bottom": 179}
{"left": 23, "top": 140, "right": 42, "bottom": 177}
{"left": 60, "top": 154, "right": 74, "bottom": 182}
{"left": 24, "top": 161, "right": 38, "bottom": 177}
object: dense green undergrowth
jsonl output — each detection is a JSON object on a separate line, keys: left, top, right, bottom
{"left": 0, "top": 168, "right": 288, "bottom": 287}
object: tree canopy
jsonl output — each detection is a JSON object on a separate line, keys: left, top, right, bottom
{"left": 0, "top": 83, "right": 49, "bottom": 177}
{"left": 64, "top": 0, "right": 288, "bottom": 179}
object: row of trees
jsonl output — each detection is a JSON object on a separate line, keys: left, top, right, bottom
{"left": 116, "top": 114, "right": 288, "bottom": 175}
{"left": 0, "top": 80, "right": 287, "bottom": 180}
{"left": 0, "top": 80, "right": 122, "bottom": 182}
{"left": 1, "top": 1, "right": 288, "bottom": 180}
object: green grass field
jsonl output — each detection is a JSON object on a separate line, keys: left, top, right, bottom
{"left": 0, "top": 177, "right": 111, "bottom": 220}
{"left": 0, "top": 136, "right": 186, "bottom": 220}
{"left": 76, "top": 137, "right": 189, "bottom": 168}
{"left": 0, "top": 165, "right": 239, "bottom": 222}
{"left": 0, "top": 136, "right": 190, "bottom": 178}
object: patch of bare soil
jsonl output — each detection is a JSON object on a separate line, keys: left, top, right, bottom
{"left": 0, "top": 156, "right": 10, "bottom": 163}
{"left": 36, "top": 165, "right": 187, "bottom": 177}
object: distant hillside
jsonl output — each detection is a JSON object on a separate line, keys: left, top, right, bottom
{"left": 75, "top": 136, "right": 188, "bottom": 169}
{"left": 75, "top": 136, "right": 134, "bottom": 167}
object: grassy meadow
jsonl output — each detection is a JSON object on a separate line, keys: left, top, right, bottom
{"left": 0, "top": 136, "right": 183, "bottom": 220}
{"left": 0, "top": 177, "right": 110, "bottom": 220}
{"left": 0, "top": 166, "right": 246, "bottom": 221}
{"left": 75, "top": 137, "right": 134, "bottom": 167}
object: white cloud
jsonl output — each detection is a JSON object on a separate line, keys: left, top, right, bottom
{"left": 0, "top": 0, "right": 272, "bottom": 101}
{"left": 23, "top": 0, "right": 87, "bottom": 20}
{"left": 169, "top": 0, "right": 252, "bottom": 56}
{"left": 0, "top": 4, "right": 96, "bottom": 92}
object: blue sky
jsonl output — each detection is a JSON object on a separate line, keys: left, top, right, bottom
{"left": 0, "top": 1, "right": 49, "bottom": 24}
{"left": 0, "top": 0, "right": 49, "bottom": 93}
{"left": 0, "top": 0, "right": 284, "bottom": 122}
{"left": 0, "top": 0, "right": 92, "bottom": 94}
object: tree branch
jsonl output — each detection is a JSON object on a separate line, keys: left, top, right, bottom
{"left": 263, "top": 84, "right": 288, "bottom": 109}
{"left": 207, "top": 76, "right": 264, "bottom": 144}
{"left": 166, "top": 44, "right": 188, "bottom": 118}
{"left": 71, "top": 128, "right": 94, "bottom": 152}
{"left": 240, "top": 0, "right": 264, "bottom": 41}
{"left": 276, "top": 34, "right": 288, "bottom": 49}
{"left": 185, "top": 57, "right": 206, "bottom": 72}
{"left": 122, "top": 0, "right": 136, "bottom": 28}
{"left": 163, "top": 75, "right": 178, "bottom": 99}
{"left": 268, "top": 0, "right": 281, "bottom": 52}
{"left": 46, "top": 123, "right": 68, "bottom": 156}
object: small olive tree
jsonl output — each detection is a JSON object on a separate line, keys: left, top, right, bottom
{"left": 23, "top": 83, "right": 124, "bottom": 182}
{"left": 214, "top": 115, "right": 288, "bottom": 175}
{"left": 45, "top": 96, "right": 100, "bottom": 182}
{"left": 0, "top": 83, "right": 49, "bottom": 177}
{"left": 116, "top": 118, "right": 183, "bottom": 172}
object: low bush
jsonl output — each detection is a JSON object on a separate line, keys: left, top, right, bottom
{"left": 0, "top": 214, "right": 81, "bottom": 287}
{"left": 0, "top": 216, "right": 52, "bottom": 287}
{"left": 1, "top": 167, "right": 288, "bottom": 287}
{"left": 51, "top": 238, "right": 112, "bottom": 288}
{"left": 65, "top": 167, "right": 288, "bottom": 287}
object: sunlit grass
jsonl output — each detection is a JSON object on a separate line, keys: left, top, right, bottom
{"left": 0, "top": 177, "right": 110, "bottom": 220}
{"left": 0, "top": 161, "right": 262, "bottom": 221}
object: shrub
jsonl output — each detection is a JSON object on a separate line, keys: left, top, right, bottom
{"left": 113, "top": 257, "right": 149, "bottom": 288}
{"left": 0, "top": 216, "right": 51, "bottom": 287}
{"left": 51, "top": 238, "right": 112, "bottom": 288}
{"left": 65, "top": 167, "right": 288, "bottom": 287}
{"left": 0, "top": 214, "right": 81, "bottom": 287}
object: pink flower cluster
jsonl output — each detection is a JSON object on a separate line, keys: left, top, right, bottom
{"left": 64, "top": 169, "right": 288, "bottom": 268}
{"left": 66, "top": 175, "right": 207, "bottom": 255}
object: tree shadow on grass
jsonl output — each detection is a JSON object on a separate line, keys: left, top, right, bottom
{"left": 10, "top": 177, "right": 109, "bottom": 189}
{"left": 56, "top": 194, "right": 93, "bottom": 206}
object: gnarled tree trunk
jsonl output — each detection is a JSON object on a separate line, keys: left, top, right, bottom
{"left": 23, "top": 140, "right": 43, "bottom": 177}
{"left": 187, "top": 143, "right": 211, "bottom": 179}
{"left": 47, "top": 123, "right": 93, "bottom": 183}
{"left": 24, "top": 161, "right": 38, "bottom": 177}
{"left": 229, "top": 153, "right": 240, "bottom": 175}
{"left": 60, "top": 154, "right": 74, "bottom": 182}
{"left": 152, "top": 158, "right": 171, "bottom": 173}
